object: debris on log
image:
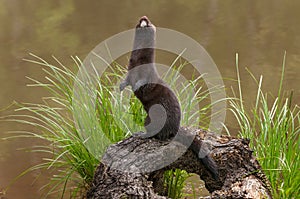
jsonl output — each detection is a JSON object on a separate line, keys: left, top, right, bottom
{"left": 87, "top": 127, "right": 272, "bottom": 199}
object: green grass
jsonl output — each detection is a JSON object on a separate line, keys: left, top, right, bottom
{"left": 163, "top": 169, "right": 190, "bottom": 199}
{"left": 2, "top": 54, "right": 218, "bottom": 198}
{"left": 3, "top": 55, "right": 100, "bottom": 198}
{"left": 228, "top": 53, "right": 300, "bottom": 198}
{"left": 3, "top": 52, "right": 298, "bottom": 198}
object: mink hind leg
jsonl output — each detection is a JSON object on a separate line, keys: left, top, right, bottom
{"left": 134, "top": 103, "right": 180, "bottom": 140}
{"left": 145, "top": 104, "right": 180, "bottom": 141}
{"left": 146, "top": 104, "right": 166, "bottom": 136}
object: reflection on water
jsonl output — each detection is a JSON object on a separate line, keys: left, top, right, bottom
{"left": 0, "top": 0, "right": 299, "bottom": 198}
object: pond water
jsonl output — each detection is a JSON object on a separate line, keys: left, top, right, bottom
{"left": 0, "top": 0, "right": 299, "bottom": 198}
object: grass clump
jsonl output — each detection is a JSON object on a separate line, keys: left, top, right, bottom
{"left": 229, "top": 53, "right": 300, "bottom": 199}
{"left": 3, "top": 53, "right": 218, "bottom": 198}
{"left": 163, "top": 169, "right": 190, "bottom": 199}
{"left": 3, "top": 51, "right": 298, "bottom": 198}
{"left": 3, "top": 55, "right": 100, "bottom": 198}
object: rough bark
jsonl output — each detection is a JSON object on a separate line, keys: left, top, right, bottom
{"left": 87, "top": 128, "right": 272, "bottom": 199}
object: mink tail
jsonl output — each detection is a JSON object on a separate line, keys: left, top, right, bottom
{"left": 190, "top": 141, "right": 219, "bottom": 180}
{"left": 176, "top": 128, "right": 219, "bottom": 180}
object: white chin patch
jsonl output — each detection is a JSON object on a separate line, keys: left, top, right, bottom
{"left": 140, "top": 20, "right": 147, "bottom": 27}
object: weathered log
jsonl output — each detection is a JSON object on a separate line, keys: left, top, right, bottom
{"left": 87, "top": 128, "right": 272, "bottom": 199}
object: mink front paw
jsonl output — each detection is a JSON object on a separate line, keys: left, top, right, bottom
{"left": 133, "top": 79, "right": 147, "bottom": 91}
{"left": 120, "top": 81, "right": 128, "bottom": 91}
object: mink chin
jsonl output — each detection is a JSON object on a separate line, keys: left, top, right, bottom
{"left": 120, "top": 16, "right": 219, "bottom": 179}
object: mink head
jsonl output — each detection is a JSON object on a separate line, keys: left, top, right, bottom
{"left": 128, "top": 16, "right": 156, "bottom": 70}
{"left": 132, "top": 16, "right": 156, "bottom": 51}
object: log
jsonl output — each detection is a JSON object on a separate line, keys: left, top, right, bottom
{"left": 86, "top": 128, "right": 272, "bottom": 199}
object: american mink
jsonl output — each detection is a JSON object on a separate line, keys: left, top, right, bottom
{"left": 120, "top": 16, "right": 181, "bottom": 140}
{"left": 120, "top": 16, "right": 218, "bottom": 179}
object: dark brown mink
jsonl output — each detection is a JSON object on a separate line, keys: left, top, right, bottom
{"left": 120, "top": 16, "right": 219, "bottom": 179}
{"left": 120, "top": 16, "right": 181, "bottom": 141}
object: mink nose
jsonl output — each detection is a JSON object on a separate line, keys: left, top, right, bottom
{"left": 140, "top": 20, "right": 147, "bottom": 27}
{"left": 139, "top": 16, "right": 150, "bottom": 27}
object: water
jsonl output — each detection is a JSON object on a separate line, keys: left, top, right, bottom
{"left": 0, "top": 0, "right": 299, "bottom": 198}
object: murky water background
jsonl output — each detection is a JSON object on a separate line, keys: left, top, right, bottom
{"left": 0, "top": 1, "right": 299, "bottom": 198}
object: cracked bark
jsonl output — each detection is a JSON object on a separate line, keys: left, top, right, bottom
{"left": 86, "top": 127, "right": 272, "bottom": 199}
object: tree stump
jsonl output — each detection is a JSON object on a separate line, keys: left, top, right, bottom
{"left": 87, "top": 128, "right": 272, "bottom": 199}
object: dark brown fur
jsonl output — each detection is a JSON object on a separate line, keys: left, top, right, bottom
{"left": 120, "top": 16, "right": 218, "bottom": 179}
{"left": 120, "top": 16, "right": 181, "bottom": 140}
{"left": 134, "top": 81, "right": 181, "bottom": 140}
